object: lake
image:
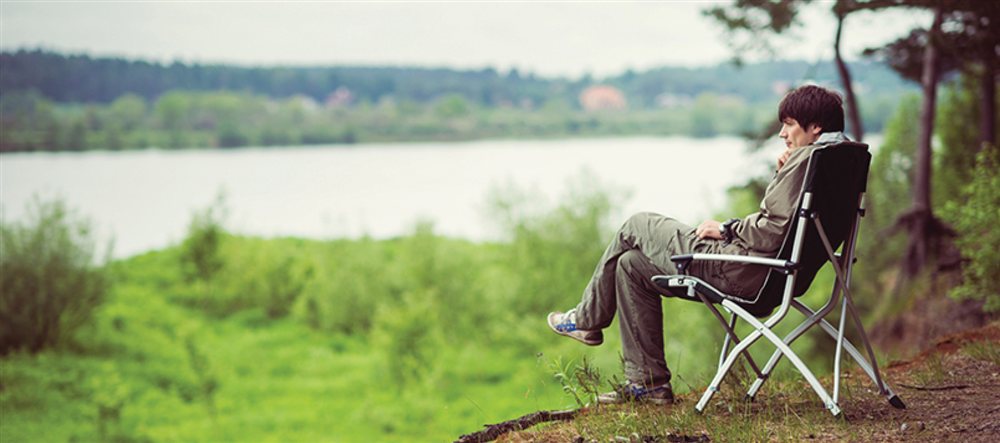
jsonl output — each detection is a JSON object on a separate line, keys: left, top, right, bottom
{"left": 2, "top": 137, "right": 789, "bottom": 258}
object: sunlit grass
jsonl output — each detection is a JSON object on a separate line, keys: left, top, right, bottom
{"left": 2, "top": 216, "right": 849, "bottom": 442}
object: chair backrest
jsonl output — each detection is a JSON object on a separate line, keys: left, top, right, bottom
{"left": 747, "top": 141, "right": 871, "bottom": 317}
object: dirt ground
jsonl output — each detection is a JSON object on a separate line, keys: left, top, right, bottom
{"left": 458, "top": 322, "right": 1000, "bottom": 442}
{"left": 847, "top": 322, "right": 1000, "bottom": 442}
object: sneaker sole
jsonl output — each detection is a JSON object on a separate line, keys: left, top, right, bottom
{"left": 598, "top": 396, "right": 673, "bottom": 406}
{"left": 597, "top": 392, "right": 674, "bottom": 405}
{"left": 547, "top": 312, "right": 603, "bottom": 346}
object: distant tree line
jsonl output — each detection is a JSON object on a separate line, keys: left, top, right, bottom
{"left": 0, "top": 50, "right": 919, "bottom": 152}
{"left": 0, "top": 50, "right": 559, "bottom": 106}
{"left": 2, "top": 49, "right": 914, "bottom": 109}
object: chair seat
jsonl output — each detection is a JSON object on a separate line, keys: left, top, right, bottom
{"left": 653, "top": 275, "right": 775, "bottom": 318}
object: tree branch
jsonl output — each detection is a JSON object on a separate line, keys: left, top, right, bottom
{"left": 454, "top": 408, "right": 580, "bottom": 443}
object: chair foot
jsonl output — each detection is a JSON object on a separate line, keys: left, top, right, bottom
{"left": 888, "top": 394, "right": 906, "bottom": 409}
{"left": 743, "top": 394, "right": 755, "bottom": 403}
{"left": 827, "top": 402, "right": 842, "bottom": 417}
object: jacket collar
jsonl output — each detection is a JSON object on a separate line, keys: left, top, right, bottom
{"left": 815, "top": 131, "right": 848, "bottom": 145}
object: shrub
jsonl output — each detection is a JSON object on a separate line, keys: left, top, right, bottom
{"left": 371, "top": 290, "right": 443, "bottom": 386}
{"left": 216, "top": 240, "right": 313, "bottom": 318}
{"left": 942, "top": 147, "right": 1000, "bottom": 312}
{"left": 486, "top": 171, "right": 624, "bottom": 315}
{"left": 179, "top": 196, "right": 227, "bottom": 283}
{"left": 0, "top": 198, "right": 110, "bottom": 354}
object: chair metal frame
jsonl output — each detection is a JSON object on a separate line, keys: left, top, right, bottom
{"left": 652, "top": 144, "right": 905, "bottom": 417}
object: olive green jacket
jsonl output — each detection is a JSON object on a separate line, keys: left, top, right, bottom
{"left": 697, "top": 132, "right": 849, "bottom": 298}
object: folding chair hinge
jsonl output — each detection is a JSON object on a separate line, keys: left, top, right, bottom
{"left": 798, "top": 208, "right": 816, "bottom": 219}
{"left": 666, "top": 276, "right": 696, "bottom": 287}
{"left": 671, "top": 254, "right": 694, "bottom": 275}
{"left": 777, "top": 261, "right": 798, "bottom": 275}
{"left": 858, "top": 208, "right": 867, "bottom": 217}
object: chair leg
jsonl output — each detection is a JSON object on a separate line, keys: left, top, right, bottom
{"left": 746, "top": 302, "right": 833, "bottom": 400}
{"left": 792, "top": 301, "right": 905, "bottom": 409}
{"left": 747, "top": 275, "right": 846, "bottom": 400}
{"left": 696, "top": 325, "right": 765, "bottom": 413}
{"left": 700, "top": 302, "right": 843, "bottom": 416}
{"left": 812, "top": 220, "right": 904, "bottom": 409}
{"left": 719, "top": 313, "right": 737, "bottom": 369}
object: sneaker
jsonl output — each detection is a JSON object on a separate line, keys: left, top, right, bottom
{"left": 597, "top": 382, "right": 674, "bottom": 405}
{"left": 547, "top": 309, "right": 603, "bottom": 346}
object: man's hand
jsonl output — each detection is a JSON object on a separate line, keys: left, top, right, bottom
{"left": 696, "top": 220, "right": 724, "bottom": 240}
{"left": 777, "top": 147, "right": 794, "bottom": 171}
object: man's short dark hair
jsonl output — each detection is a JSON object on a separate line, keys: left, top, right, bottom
{"left": 778, "top": 85, "right": 845, "bottom": 133}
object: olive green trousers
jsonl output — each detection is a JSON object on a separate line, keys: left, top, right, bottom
{"left": 573, "top": 212, "right": 705, "bottom": 386}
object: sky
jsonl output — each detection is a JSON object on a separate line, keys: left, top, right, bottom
{"left": 1, "top": 1, "right": 932, "bottom": 78}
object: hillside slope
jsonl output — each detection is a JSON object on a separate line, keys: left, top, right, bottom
{"left": 461, "top": 321, "right": 1000, "bottom": 442}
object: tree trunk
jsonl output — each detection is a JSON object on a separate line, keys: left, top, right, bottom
{"left": 834, "top": 12, "right": 864, "bottom": 141}
{"left": 980, "top": 50, "right": 996, "bottom": 149}
{"left": 903, "top": 7, "right": 944, "bottom": 277}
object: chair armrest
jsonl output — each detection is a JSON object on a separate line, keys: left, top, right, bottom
{"left": 670, "top": 253, "right": 797, "bottom": 274}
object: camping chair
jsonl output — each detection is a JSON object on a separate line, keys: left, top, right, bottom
{"left": 652, "top": 141, "right": 905, "bottom": 417}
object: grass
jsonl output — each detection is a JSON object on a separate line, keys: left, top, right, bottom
{"left": 1, "top": 306, "right": 574, "bottom": 442}
{"left": 522, "top": 385, "right": 851, "bottom": 442}
{"left": 509, "top": 373, "right": 870, "bottom": 443}
{"left": 907, "top": 352, "right": 949, "bottom": 387}
{"left": 1, "top": 226, "right": 853, "bottom": 442}
{"left": 0, "top": 236, "right": 614, "bottom": 442}
{"left": 962, "top": 340, "right": 1000, "bottom": 366}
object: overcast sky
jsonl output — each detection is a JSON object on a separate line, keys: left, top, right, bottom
{"left": 1, "top": 1, "right": 932, "bottom": 78}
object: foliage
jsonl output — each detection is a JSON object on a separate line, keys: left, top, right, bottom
{"left": 295, "top": 238, "right": 395, "bottom": 334}
{"left": 936, "top": 75, "right": 1000, "bottom": 202}
{"left": 0, "top": 50, "right": 917, "bottom": 152}
{"left": 549, "top": 356, "right": 604, "bottom": 408}
{"left": 486, "top": 171, "right": 625, "bottom": 316}
{"left": 0, "top": 186, "right": 873, "bottom": 443}
{"left": 178, "top": 196, "right": 227, "bottom": 283}
{"left": 855, "top": 95, "right": 921, "bottom": 286}
{"left": 1, "top": 50, "right": 915, "bottom": 108}
{"left": 861, "top": 2, "right": 1000, "bottom": 83}
{"left": 941, "top": 147, "right": 1000, "bottom": 311}
{"left": 702, "top": 0, "right": 809, "bottom": 62}
{"left": 371, "top": 290, "right": 444, "bottom": 386}
{"left": 0, "top": 198, "right": 110, "bottom": 355}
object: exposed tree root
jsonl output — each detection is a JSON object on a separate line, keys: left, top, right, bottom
{"left": 899, "top": 383, "right": 969, "bottom": 391}
{"left": 454, "top": 409, "right": 580, "bottom": 443}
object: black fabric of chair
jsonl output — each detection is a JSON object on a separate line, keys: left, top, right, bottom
{"left": 730, "top": 142, "right": 871, "bottom": 317}
{"left": 651, "top": 141, "right": 903, "bottom": 416}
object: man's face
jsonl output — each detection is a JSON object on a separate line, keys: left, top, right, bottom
{"left": 779, "top": 118, "right": 821, "bottom": 149}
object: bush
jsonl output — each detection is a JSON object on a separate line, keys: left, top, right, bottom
{"left": 179, "top": 197, "right": 227, "bottom": 283}
{"left": 371, "top": 290, "right": 443, "bottom": 386}
{"left": 212, "top": 239, "right": 313, "bottom": 318}
{"left": 486, "top": 172, "right": 625, "bottom": 315}
{"left": 296, "top": 242, "right": 389, "bottom": 333}
{"left": 942, "top": 147, "right": 1000, "bottom": 311}
{"left": 0, "top": 198, "right": 110, "bottom": 354}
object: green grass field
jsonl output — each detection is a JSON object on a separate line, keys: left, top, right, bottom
{"left": 2, "top": 189, "right": 847, "bottom": 442}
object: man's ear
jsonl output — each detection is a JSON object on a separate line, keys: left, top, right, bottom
{"left": 807, "top": 124, "right": 823, "bottom": 136}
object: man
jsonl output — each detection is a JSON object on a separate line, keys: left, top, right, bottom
{"left": 546, "top": 85, "right": 848, "bottom": 405}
